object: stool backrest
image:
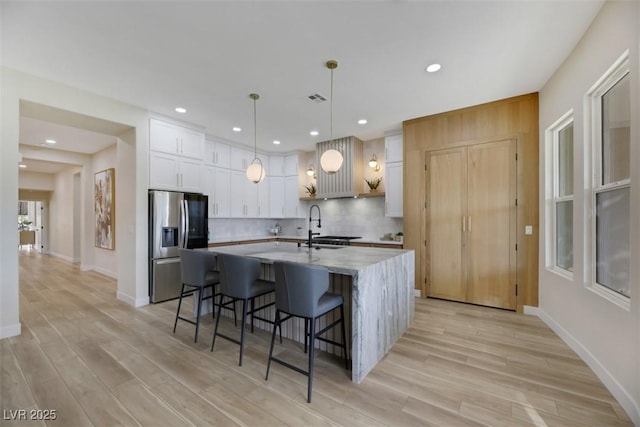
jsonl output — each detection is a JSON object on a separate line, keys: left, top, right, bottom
{"left": 273, "top": 261, "right": 329, "bottom": 318}
{"left": 217, "top": 253, "right": 261, "bottom": 299}
{"left": 179, "top": 249, "right": 217, "bottom": 287}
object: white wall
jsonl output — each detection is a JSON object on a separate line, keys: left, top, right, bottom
{"left": 19, "top": 171, "right": 55, "bottom": 191}
{"left": 538, "top": 1, "right": 639, "bottom": 423}
{"left": 0, "top": 68, "right": 150, "bottom": 338}
{"left": 49, "top": 165, "right": 81, "bottom": 262}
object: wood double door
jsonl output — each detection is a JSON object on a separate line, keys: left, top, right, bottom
{"left": 426, "top": 139, "right": 517, "bottom": 310}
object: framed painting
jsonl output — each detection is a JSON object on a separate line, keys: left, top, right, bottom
{"left": 95, "top": 168, "right": 115, "bottom": 250}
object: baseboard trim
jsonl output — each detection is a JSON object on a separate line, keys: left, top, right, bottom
{"left": 413, "top": 289, "right": 421, "bottom": 298}
{"left": 535, "top": 308, "right": 640, "bottom": 425}
{"left": 92, "top": 266, "right": 118, "bottom": 279}
{"left": 117, "top": 291, "right": 149, "bottom": 308}
{"left": 49, "top": 252, "right": 75, "bottom": 263}
{"left": 523, "top": 305, "right": 540, "bottom": 316}
{"left": 0, "top": 323, "right": 21, "bottom": 339}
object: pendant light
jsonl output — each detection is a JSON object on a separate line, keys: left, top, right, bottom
{"left": 246, "top": 93, "right": 266, "bottom": 183}
{"left": 320, "top": 60, "right": 344, "bottom": 174}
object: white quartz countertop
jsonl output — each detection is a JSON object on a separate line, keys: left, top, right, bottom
{"left": 204, "top": 241, "right": 411, "bottom": 276}
{"left": 207, "top": 235, "right": 403, "bottom": 246}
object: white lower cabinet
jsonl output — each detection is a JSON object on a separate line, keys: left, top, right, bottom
{"left": 149, "top": 151, "right": 202, "bottom": 192}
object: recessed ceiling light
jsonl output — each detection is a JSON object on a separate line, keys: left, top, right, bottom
{"left": 45, "top": 139, "right": 56, "bottom": 144}
{"left": 358, "top": 119, "right": 367, "bottom": 125}
{"left": 19, "top": 164, "right": 27, "bottom": 168}
{"left": 232, "top": 127, "right": 241, "bottom": 132}
{"left": 310, "top": 130, "right": 319, "bottom": 136}
{"left": 272, "top": 140, "right": 281, "bottom": 145}
{"left": 175, "top": 107, "right": 187, "bottom": 113}
{"left": 425, "top": 63, "right": 441, "bottom": 73}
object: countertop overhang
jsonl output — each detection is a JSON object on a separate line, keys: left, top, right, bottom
{"left": 204, "top": 241, "right": 411, "bottom": 276}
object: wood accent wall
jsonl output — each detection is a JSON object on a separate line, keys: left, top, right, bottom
{"left": 403, "top": 93, "right": 539, "bottom": 311}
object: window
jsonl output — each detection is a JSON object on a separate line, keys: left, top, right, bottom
{"left": 547, "top": 111, "right": 574, "bottom": 276}
{"left": 587, "top": 51, "right": 630, "bottom": 303}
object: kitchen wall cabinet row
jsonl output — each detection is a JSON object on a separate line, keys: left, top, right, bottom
{"left": 149, "top": 120, "right": 303, "bottom": 218}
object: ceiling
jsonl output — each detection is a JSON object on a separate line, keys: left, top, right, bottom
{"left": 2, "top": 1, "right": 604, "bottom": 173}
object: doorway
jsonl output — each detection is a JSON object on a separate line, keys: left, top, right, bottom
{"left": 18, "top": 199, "right": 48, "bottom": 253}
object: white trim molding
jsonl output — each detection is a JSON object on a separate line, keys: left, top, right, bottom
{"left": 0, "top": 323, "right": 21, "bottom": 339}
{"left": 117, "top": 291, "right": 149, "bottom": 308}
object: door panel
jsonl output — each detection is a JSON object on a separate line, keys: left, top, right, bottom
{"left": 467, "top": 140, "right": 516, "bottom": 309}
{"left": 427, "top": 148, "right": 467, "bottom": 301}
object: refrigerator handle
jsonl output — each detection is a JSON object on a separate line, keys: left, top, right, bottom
{"left": 183, "top": 199, "right": 190, "bottom": 248}
{"left": 179, "top": 200, "right": 186, "bottom": 248}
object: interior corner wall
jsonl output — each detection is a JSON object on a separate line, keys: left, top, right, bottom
{"left": 0, "top": 68, "right": 150, "bottom": 341}
{"left": 538, "top": 1, "right": 639, "bottom": 423}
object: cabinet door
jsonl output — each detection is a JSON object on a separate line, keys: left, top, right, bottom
{"left": 426, "top": 148, "right": 467, "bottom": 302}
{"left": 269, "top": 156, "right": 285, "bottom": 176}
{"left": 269, "top": 176, "right": 285, "bottom": 217}
{"left": 385, "top": 133, "right": 403, "bottom": 163}
{"left": 202, "top": 166, "right": 214, "bottom": 216}
{"left": 230, "top": 147, "right": 252, "bottom": 171}
{"left": 256, "top": 178, "right": 270, "bottom": 218}
{"left": 150, "top": 119, "right": 179, "bottom": 154}
{"left": 284, "top": 175, "right": 301, "bottom": 218}
{"left": 284, "top": 154, "right": 298, "bottom": 176}
{"left": 213, "top": 141, "right": 231, "bottom": 167}
{"left": 204, "top": 140, "right": 215, "bottom": 165}
{"left": 179, "top": 158, "right": 202, "bottom": 193}
{"left": 179, "top": 127, "right": 205, "bottom": 159}
{"left": 212, "top": 167, "right": 230, "bottom": 217}
{"left": 245, "top": 179, "right": 258, "bottom": 217}
{"left": 466, "top": 140, "right": 516, "bottom": 310}
{"left": 385, "top": 162, "right": 403, "bottom": 217}
{"left": 229, "top": 170, "right": 246, "bottom": 216}
{"left": 149, "top": 151, "right": 180, "bottom": 190}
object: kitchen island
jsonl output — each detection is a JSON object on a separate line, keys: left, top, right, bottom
{"left": 205, "top": 241, "right": 415, "bottom": 383}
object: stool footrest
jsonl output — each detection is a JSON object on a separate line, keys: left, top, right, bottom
{"left": 269, "top": 356, "right": 310, "bottom": 378}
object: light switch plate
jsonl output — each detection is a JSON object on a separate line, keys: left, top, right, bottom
{"left": 525, "top": 225, "right": 533, "bottom": 235}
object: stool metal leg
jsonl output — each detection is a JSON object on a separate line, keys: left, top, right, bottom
{"left": 307, "top": 316, "right": 316, "bottom": 403}
{"left": 239, "top": 299, "right": 248, "bottom": 366}
{"left": 173, "top": 284, "right": 187, "bottom": 333}
{"left": 340, "top": 304, "right": 348, "bottom": 369}
{"left": 211, "top": 293, "right": 224, "bottom": 351}
{"left": 194, "top": 286, "right": 204, "bottom": 343}
{"left": 265, "top": 309, "right": 281, "bottom": 381}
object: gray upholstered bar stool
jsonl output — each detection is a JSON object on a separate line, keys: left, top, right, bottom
{"left": 211, "top": 253, "right": 278, "bottom": 366}
{"left": 266, "top": 261, "right": 348, "bottom": 403}
{"left": 174, "top": 248, "right": 219, "bottom": 343}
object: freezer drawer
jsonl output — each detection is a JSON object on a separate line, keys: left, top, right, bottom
{"left": 150, "top": 257, "right": 182, "bottom": 303}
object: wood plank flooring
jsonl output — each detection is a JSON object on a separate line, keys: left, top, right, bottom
{"left": 1, "top": 251, "right": 632, "bottom": 426}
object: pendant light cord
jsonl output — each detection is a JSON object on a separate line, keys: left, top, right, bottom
{"left": 330, "top": 66, "right": 334, "bottom": 145}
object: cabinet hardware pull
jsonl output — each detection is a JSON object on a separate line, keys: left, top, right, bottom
{"left": 468, "top": 216, "right": 471, "bottom": 232}
{"left": 462, "top": 216, "right": 466, "bottom": 232}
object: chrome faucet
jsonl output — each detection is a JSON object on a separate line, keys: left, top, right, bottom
{"left": 308, "top": 204, "right": 321, "bottom": 248}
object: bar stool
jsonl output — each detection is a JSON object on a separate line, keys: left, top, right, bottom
{"left": 211, "top": 253, "right": 279, "bottom": 366}
{"left": 265, "top": 261, "right": 348, "bottom": 403}
{"left": 174, "top": 248, "right": 218, "bottom": 343}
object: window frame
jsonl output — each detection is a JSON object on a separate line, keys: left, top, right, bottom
{"left": 585, "top": 49, "right": 631, "bottom": 309}
{"left": 546, "top": 110, "right": 575, "bottom": 279}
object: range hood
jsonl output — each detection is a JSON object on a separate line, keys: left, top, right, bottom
{"left": 315, "top": 136, "right": 363, "bottom": 198}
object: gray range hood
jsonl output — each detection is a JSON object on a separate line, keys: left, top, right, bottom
{"left": 315, "top": 136, "right": 363, "bottom": 198}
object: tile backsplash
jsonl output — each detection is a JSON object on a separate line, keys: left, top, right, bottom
{"left": 208, "top": 197, "right": 403, "bottom": 242}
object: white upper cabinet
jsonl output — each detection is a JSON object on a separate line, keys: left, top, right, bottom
{"left": 284, "top": 154, "right": 298, "bottom": 176}
{"left": 385, "top": 133, "right": 403, "bottom": 163}
{"left": 213, "top": 141, "right": 231, "bottom": 167}
{"left": 230, "top": 146, "right": 253, "bottom": 171}
{"left": 269, "top": 155, "right": 285, "bottom": 176}
{"left": 269, "top": 176, "right": 285, "bottom": 217}
{"left": 149, "top": 118, "right": 204, "bottom": 159}
{"left": 149, "top": 151, "right": 202, "bottom": 192}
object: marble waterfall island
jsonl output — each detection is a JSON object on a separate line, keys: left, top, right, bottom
{"left": 205, "top": 241, "right": 415, "bottom": 383}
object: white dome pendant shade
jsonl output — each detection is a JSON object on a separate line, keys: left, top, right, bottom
{"left": 246, "top": 158, "right": 265, "bottom": 183}
{"left": 246, "top": 93, "right": 266, "bottom": 183}
{"left": 320, "top": 59, "right": 344, "bottom": 175}
{"left": 320, "top": 149, "right": 343, "bottom": 174}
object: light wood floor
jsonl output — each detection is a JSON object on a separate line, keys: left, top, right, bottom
{"left": 1, "top": 251, "right": 632, "bottom": 426}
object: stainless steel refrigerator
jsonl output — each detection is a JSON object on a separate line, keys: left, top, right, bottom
{"left": 148, "top": 190, "right": 208, "bottom": 303}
